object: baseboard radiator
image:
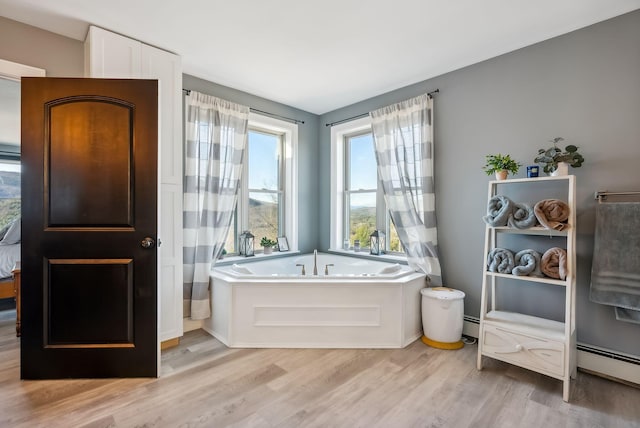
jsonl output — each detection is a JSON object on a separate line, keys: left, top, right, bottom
{"left": 464, "top": 315, "right": 640, "bottom": 386}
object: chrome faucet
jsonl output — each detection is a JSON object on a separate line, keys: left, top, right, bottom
{"left": 313, "top": 249, "right": 318, "bottom": 275}
{"left": 324, "top": 264, "right": 334, "bottom": 275}
{"left": 296, "top": 263, "right": 306, "bottom": 275}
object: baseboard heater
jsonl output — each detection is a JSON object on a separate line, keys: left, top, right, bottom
{"left": 463, "top": 315, "right": 640, "bottom": 386}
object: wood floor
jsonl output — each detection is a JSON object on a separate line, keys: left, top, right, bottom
{"left": 1, "top": 310, "right": 639, "bottom": 428}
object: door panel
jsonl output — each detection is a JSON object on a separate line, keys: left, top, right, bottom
{"left": 46, "top": 259, "right": 133, "bottom": 346}
{"left": 21, "top": 78, "right": 158, "bottom": 379}
{"left": 47, "top": 97, "right": 133, "bottom": 227}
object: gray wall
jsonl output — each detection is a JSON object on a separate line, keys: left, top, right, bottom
{"left": 0, "top": 16, "right": 84, "bottom": 76}
{"left": 319, "top": 10, "right": 640, "bottom": 356}
{"left": 183, "top": 74, "right": 320, "bottom": 253}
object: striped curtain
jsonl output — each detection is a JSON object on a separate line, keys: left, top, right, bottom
{"left": 183, "top": 91, "right": 249, "bottom": 319}
{"left": 370, "top": 94, "right": 442, "bottom": 284}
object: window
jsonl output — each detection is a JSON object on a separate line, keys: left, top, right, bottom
{"left": 344, "top": 132, "right": 377, "bottom": 248}
{"left": 225, "top": 113, "right": 297, "bottom": 255}
{"left": 331, "top": 117, "right": 403, "bottom": 254}
{"left": 0, "top": 161, "right": 20, "bottom": 229}
{"left": 247, "top": 129, "right": 282, "bottom": 241}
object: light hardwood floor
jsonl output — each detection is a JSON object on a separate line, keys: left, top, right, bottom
{"left": 1, "top": 311, "right": 639, "bottom": 428}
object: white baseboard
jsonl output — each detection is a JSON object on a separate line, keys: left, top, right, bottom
{"left": 183, "top": 318, "right": 203, "bottom": 333}
{"left": 577, "top": 343, "right": 640, "bottom": 385}
{"left": 463, "top": 316, "right": 480, "bottom": 338}
{"left": 464, "top": 315, "right": 639, "bottom": 386}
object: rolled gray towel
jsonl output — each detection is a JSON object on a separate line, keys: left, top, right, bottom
{"left": 487, "top": 248, "right": 515, "bottom": 274}
{"left": 513, "top": 249, "right": 543, "bottom": 277}
{"left": 483, "top": 195, "right": 514, "bottom": 227}
{"left": 541, "top": 247, "right": 568, "bottom": 280}
{"left": 534, "top": 199, "right": 570, "bottom": 231}
{"left": 508, "top": 202, "right": 537, "bottom": 229}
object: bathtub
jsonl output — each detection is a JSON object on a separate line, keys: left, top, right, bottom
{"left": 205, "top": 253, "right": 427, "bottom": 348}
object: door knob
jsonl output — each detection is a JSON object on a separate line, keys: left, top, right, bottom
{"left": 141, "top": 237, "right": 155, "bottom": 249}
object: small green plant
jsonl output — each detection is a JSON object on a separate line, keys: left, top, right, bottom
{"left": 534, "top": 137, "right": 585, "bottom": 174}
{"left": 260, "top": 237, "right": 277, "bottom": 248}
{"left": 482, "top": 154, "right": 521, "bottom": 176}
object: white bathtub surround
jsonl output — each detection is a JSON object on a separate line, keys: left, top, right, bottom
{"left": 206, "top": 253, "right": 427, "bottom": 348}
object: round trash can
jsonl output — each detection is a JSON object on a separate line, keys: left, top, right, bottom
{"left": 420, "top": 287, "right": 465, "bottom": 350}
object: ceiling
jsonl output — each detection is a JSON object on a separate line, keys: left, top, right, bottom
{"left": 1, "top": 0, "right": 640, "bottom": 114}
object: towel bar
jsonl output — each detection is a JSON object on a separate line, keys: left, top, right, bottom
{"left": 594, "top": 190, "right": 640, "bottom": 202}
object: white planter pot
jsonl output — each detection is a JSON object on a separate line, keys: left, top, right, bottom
{"left": 264, "top": 246, "right": 273, "bottom": 255}
{"left": 495, "top": 170, "right": 508, "bottom": 180}
{"left": 551, "top": 162, "right": 569, "bottom": 176}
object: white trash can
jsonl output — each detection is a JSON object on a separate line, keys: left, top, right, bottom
{"left": 420, "top": 287, "right": 465, "bottom": 350}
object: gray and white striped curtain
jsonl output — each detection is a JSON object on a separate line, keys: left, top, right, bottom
{"left": 370, "top": 94, "right": 442, "bottom": 284}
{"left": 184, "top": 91, "right": 249, "bottom": 319}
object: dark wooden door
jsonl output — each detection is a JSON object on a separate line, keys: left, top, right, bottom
{"left": 21, "top": 78, "right": 158, "bottom": 378}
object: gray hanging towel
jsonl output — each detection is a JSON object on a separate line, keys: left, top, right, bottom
{"left": 589, "top": 202, "right": 640, "bottom": 324}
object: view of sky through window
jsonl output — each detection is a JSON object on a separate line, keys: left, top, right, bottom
{"left": 248, "top": 131, "right": 279, "bottom": 195}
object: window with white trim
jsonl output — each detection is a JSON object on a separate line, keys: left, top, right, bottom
{"left": 224, "top": 113, "right": 297, "bottom": 255}
{"left": 331, "top": 117, "right": 403, "bottom": 254}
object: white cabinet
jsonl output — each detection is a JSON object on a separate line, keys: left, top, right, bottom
{"left": 85, "top": 26, "right": 183, "bottom": 342}
{"left": 84, "top": 27, "right": 141, "bottom": 78}
{"left": 477, "top": 175, "right": 577, "bottom": 402}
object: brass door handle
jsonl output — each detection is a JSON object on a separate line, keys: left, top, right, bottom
{"left": 141, "top": 237, "right": 155, "bottom": 249}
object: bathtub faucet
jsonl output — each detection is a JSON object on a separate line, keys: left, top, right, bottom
{"left": 296, "top": 264, "right": 306, "bottom": 276}
{"left": 313, "top": 249, "right": 318, "bottom": 275}
{"left": 324, "top": 264, "right": 334, "bottom": 275}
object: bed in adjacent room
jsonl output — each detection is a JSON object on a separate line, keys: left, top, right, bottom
{"left": 0, "top": 218, "right": 21, "bottom": 300}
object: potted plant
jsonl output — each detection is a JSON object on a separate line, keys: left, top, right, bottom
{"left": 534, "top": 137, "right": 584, "bottom": 176}
{"left": 260, "top": 237, "right": 278, "bottom": 254}
{"left": 483, "top": 154, "right": 521, "bottom": 180}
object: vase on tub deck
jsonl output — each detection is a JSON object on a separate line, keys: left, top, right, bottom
{"left": 550, "top": 162, "right": 569, "bottom": 176}
{"left": 264, "top": 246, "right": 273, "bottom": 255}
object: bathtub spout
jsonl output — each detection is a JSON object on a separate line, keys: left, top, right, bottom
{"left": 313, "top": 249, "right": 318, "bottom": 275}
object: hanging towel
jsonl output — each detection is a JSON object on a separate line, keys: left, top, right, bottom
{"left": 534, "top": 199, "right": 570, "bottom": 231}
{"left": 615, "top": 307, "right": 640, "bottom": 325}
{"left": 483, "top": 195, "right": 514, "bottom": 227}
{"left": 512, "top": 249, "right": 543, "bottom": 277}
{"left": 590, "top": 202, "right": 640, "bottom": 324}
{"left": 541, "top": 247, "right": 567, "bottom": 280}
{"left": 487, "top": 248, "right": 515, "bottom": 274}
{"left": 508, "top": 202, "right": 538, "bottom": 229}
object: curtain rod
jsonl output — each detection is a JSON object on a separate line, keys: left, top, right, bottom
{"left": 183, "top": 89, "right": 304, "bottom": 125}
{"left": 324, "top": 89, "right": 440, "bottom": 127}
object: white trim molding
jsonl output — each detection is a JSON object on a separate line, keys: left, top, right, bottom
{"left": 0, "top": 58, "right": 45, "bottom": 80}
{"left": 245, "top": 112, "right": 298, "bottom": 252}
{"left": 329, "top": 116, "right": 371, "bottom": 250}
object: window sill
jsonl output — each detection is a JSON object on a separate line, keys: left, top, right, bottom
{"left": 214, "top": 250, "right": 301, "bottom": 267}
{"left": 327, "top": 249, "right": 408, "bottom": 264}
